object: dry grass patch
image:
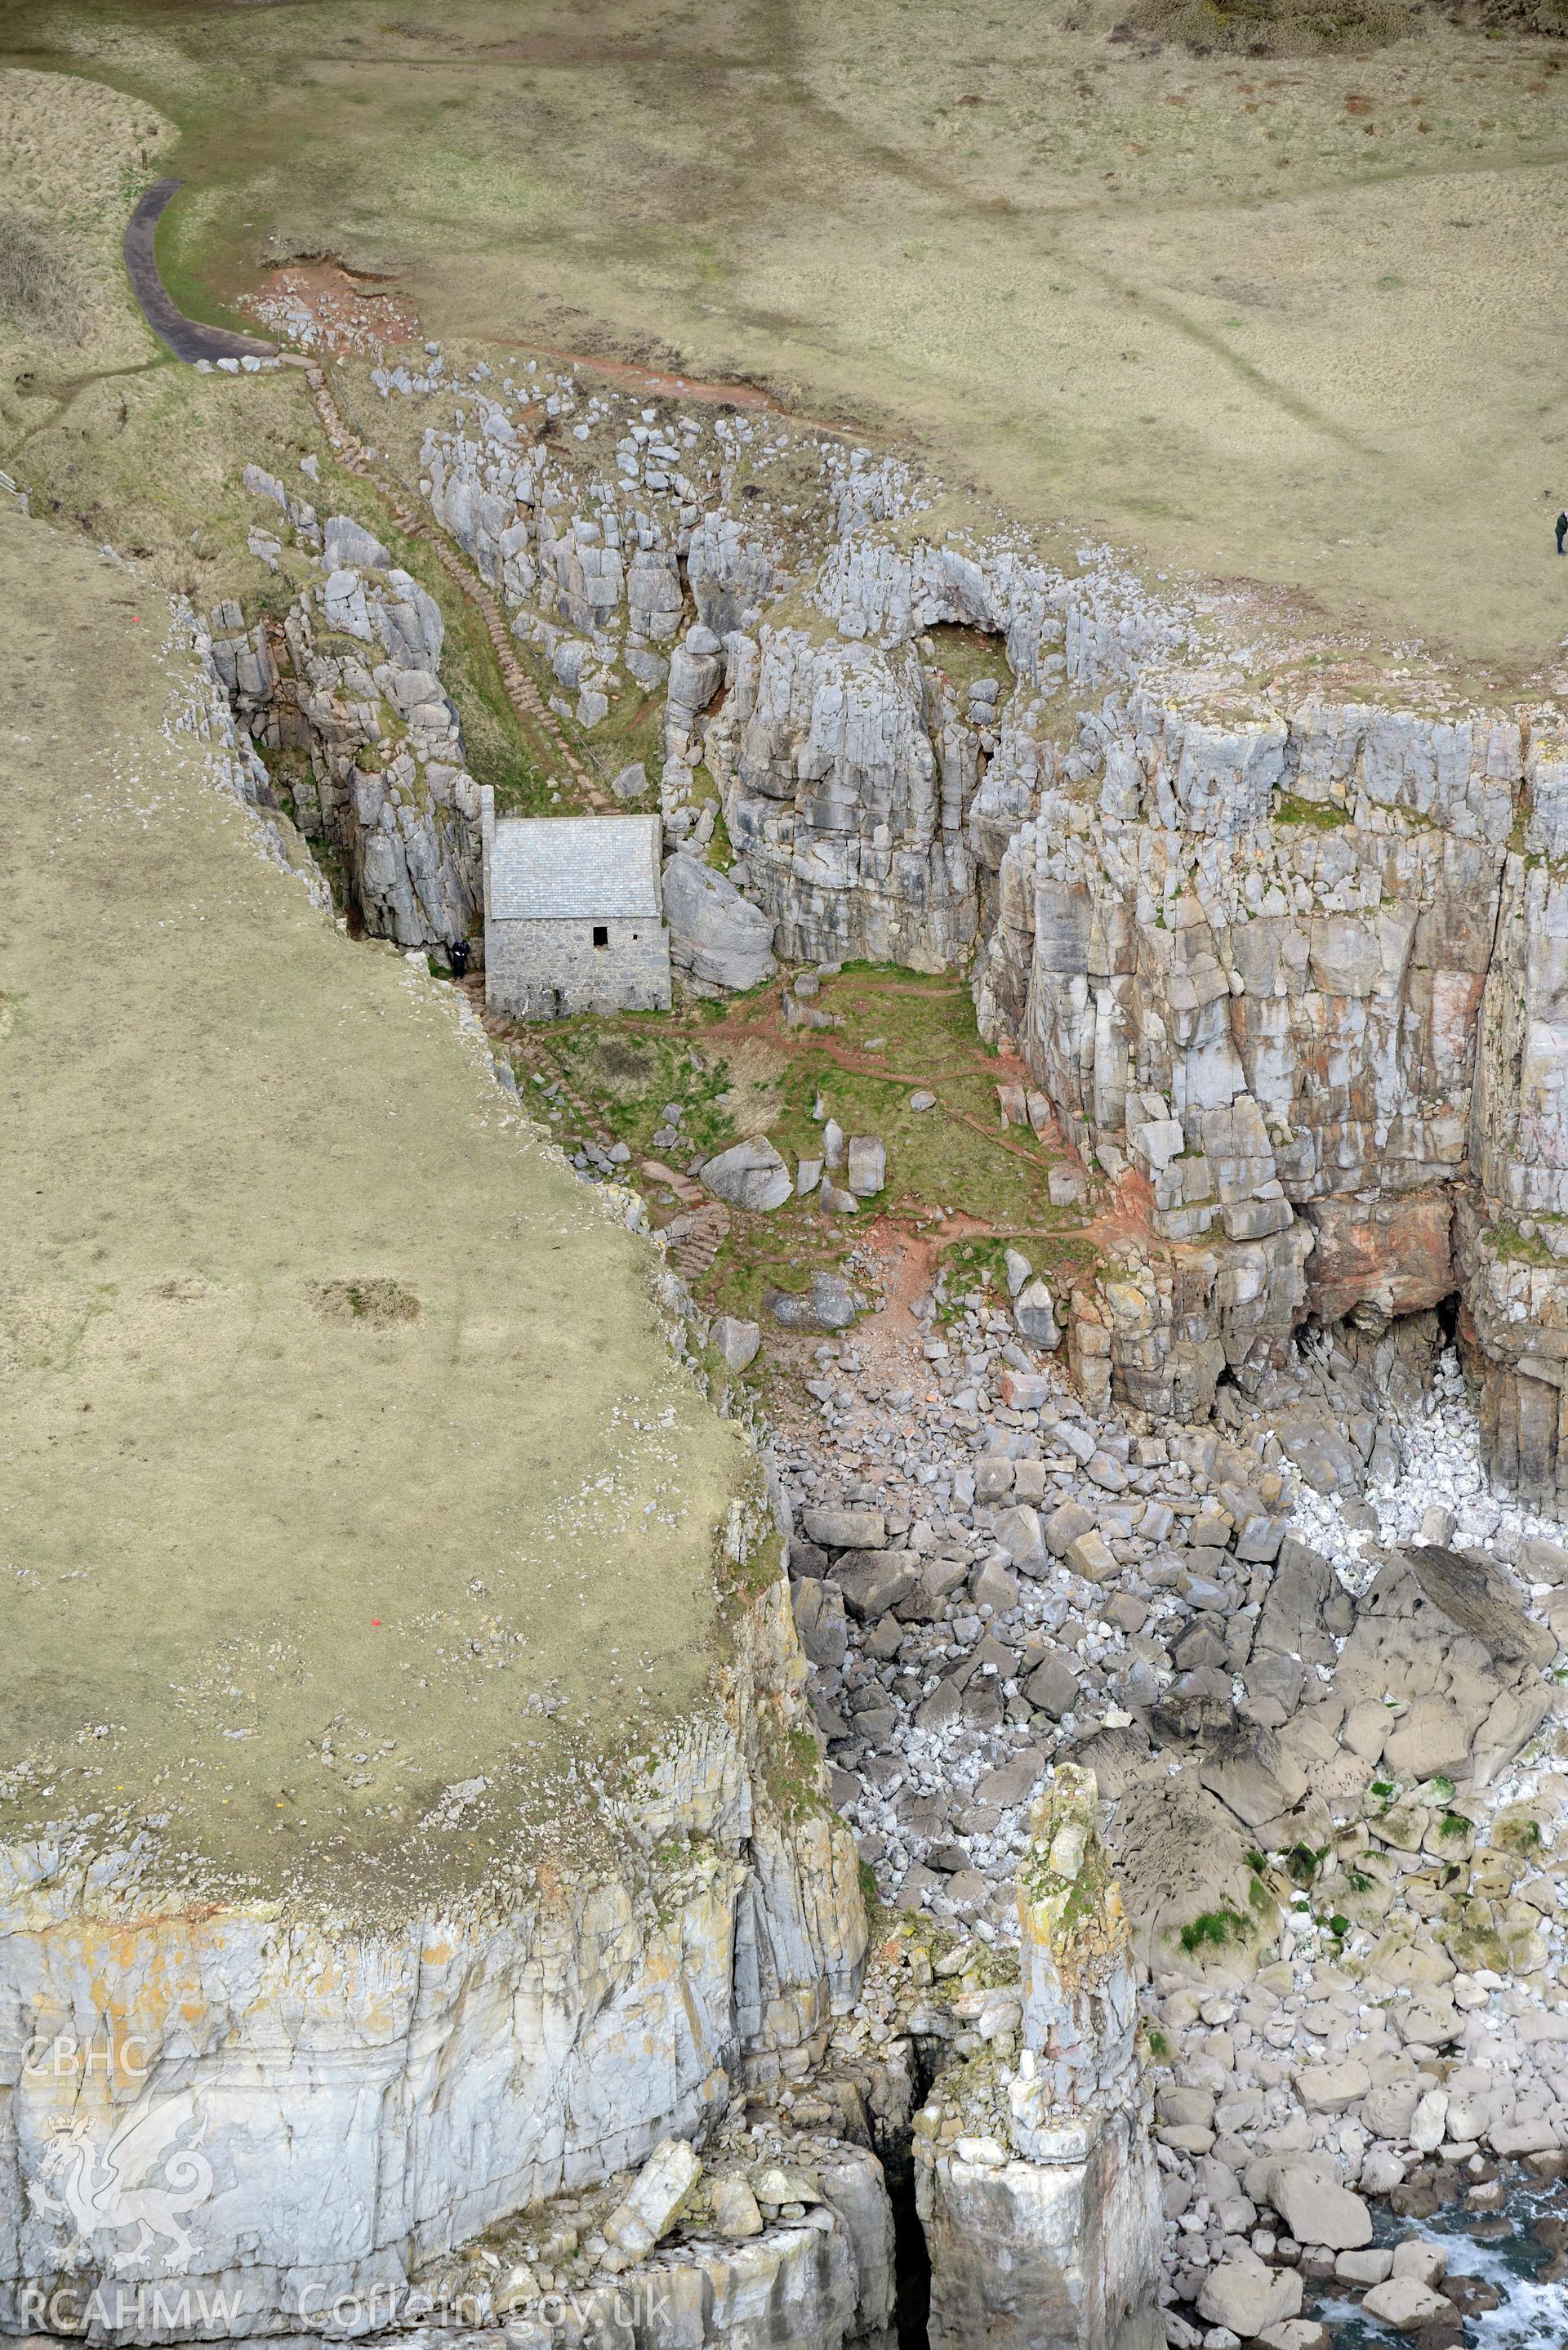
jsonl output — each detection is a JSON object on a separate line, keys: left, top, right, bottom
{"left": 0, "top": 498, "right": 747, "bottom": 1912}
{"left": 0, "top": 215, "right": 87, "bottom": 342}
{"left": 1122, "top": 0, "right": 1418, "bottom": 50}
{"left": 1123, "top": 0, "right": 1429, "bottom": 48}
{"left": 315, "top": 1276, "right": 421, "bottom": 1326}
{"left": 0, "top": 66, "right": 173, "bottom": 373}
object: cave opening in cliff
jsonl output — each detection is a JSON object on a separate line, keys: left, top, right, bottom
{"left": 880, "top": 2037, "right": 941, "bottom": 2350}
{"left": 921, "top": 621, "right": 1011, "bottom": 702}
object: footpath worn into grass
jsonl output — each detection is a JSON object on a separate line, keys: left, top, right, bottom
{"left": 0, "top": 502, "right": 747, "bottom": 1914}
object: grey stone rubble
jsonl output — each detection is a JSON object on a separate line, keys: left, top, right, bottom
{"left": 762, "top": 1273, "right": 1568, "bottom": 2340}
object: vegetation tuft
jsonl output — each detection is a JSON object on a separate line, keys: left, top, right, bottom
{"left": 1121, "top": 0, "right": 1417, "bottom": 53}
{"left": 315, "top": 1277, "right": 420, "bottom": 1327}
{"left": 0, "top": 215, "right": 85, "bottom": 344}
{"left": 1272, "top": 792, "right": 1352, "bottom": 830}
{"left": 1177, "top": 1902, "right": 1254, "bottom": 1953}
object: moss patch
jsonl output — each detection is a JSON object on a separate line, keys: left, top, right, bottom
{"left": 1176, "top": 1902, "right": 1254, "bottom": 1954}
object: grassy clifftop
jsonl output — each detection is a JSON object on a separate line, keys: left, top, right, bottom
{"left": 0, "top": 502, "right": 750, "bottom": 1914}
{"left": 7, "top": 1, "right": 1568, "bottom": 667}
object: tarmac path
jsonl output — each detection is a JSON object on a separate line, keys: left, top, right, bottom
{"left": 123, "top": 179, "right": 277, "bottom": 363}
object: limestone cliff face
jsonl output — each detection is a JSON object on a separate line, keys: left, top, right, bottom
{"left": 966, "top": 689, "right": 1568, "bottom": 1480}
{"left": 693, "top": 524, "right": 1185, "bottom": 975}
{"left": 0, "top": 1582, "right": 866, "bottom": 2343}
{"left": 914, "top": 1770, "right": 1161, "bottom": 2350}
{"left": 399, "top": 371, "right": 1568, "bottom": 1505}
{"left": 211, "top": 497, "right": 483, "bottom": 949}
{"left": 702, "top": 629, "right": 975, "bottom": 971}
{"left": 1459, "top": 827, "right": 1568, "bottom": 1510}
{"left": 691, "top": 523, "right": 1568, "bottom": 1495}
{"left": 688, "top": 497, "right": 1564, "bottom": 1478}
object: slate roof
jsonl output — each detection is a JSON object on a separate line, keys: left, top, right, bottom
{"left": 488, "top": 814, "right": 663, "bottom": 922}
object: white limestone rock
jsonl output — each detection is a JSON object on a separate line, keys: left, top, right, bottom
{"left": 1263, "top": 2163, "right": 1372, "bottom": 2252}
{"left": 1360, "top": 2276, "right": 1456, "bottom": 2327}
{"left": 845, "top": 1136, "right": 886, "bottom": 1197}
{"left": 604, "top": 2136, "right": 702, "bottom": 2258}
{"left": 710, "top": 2176, "right": 765, "bottom": 2239}
{"left": 1198, "top": 2259, "right": 1303, "bottom": 2335}
{"left": 699, "top": 1137, "right": 793, "bottom": 1211}
{"left": 663, "top": 852, "right": 778, "bottom": 991}
{"left": 712, "top": 1315, "right": 761, "bottom": 1371}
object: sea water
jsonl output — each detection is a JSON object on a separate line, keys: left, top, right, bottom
{"left": 1312, "top": 2171, "right": 1567, "bottom": 2344}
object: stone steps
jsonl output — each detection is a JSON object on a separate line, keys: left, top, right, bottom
{"left": 299, "top": 361, "right": 615, "bottom": 815}
{"left": 665, "top": 1202, "right": 732, "bottom": 1279}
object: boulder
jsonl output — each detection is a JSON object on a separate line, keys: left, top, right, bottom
{"left": 767, "top": 1272, "right": 858, "bottom": 1331}
{"left": 974, "top": 1456, "right": 1016, "bottom": 1502}
{"left": 1065, "top": 1527, "right": 1117, "bottom": 1583}
{"left": 834, "top": 1556, "right": 918, "bottom": 1623}
{"left": 1045, "top": 1500, "right": 1097, "bottom": 1556}
{"left": 1409, "top": 2088, "right": 1448, "bottom": 2152}
{"left": 1521, "top": 1534, "right": 1568, "bottom": 1585}
{"left": 1197, "top": 2258, "right": 1303, "bottom": 2334}
{"left": 791, "top": 1578, "right": 848, "bottom": 1668}
{"left": 974, "top": 1746, "right": 1049, "bottom": 1806}
{"left": 1295, "top": 2061, "right": 1370, "bottom": 2113}
{"left": 1013, "top": 1278, "right": 1061, "bottom": 1349}
{"left": 663, "top": 853, "right": 778, "bottom": 991}
{"left": 710, "top": 1314, "right": 760, "bottom": 1371}
{"left": 1488, "top": 2115, "right": 1561, "bottom": 2156}
{"left": 970, "top": 1557, "right": 1020, "bottom": 1612}
{"left": 1336, "top": 2250, "right": 1393, "bottom": 2285}
{"left": 994, "top": 1504, "right": 1048, "bottom": 1575}
{"left": 1026, "top": 1653, "right": 1080, "bottom": 1719}
{"left": 802, "top": 1506, "right": 885, "bottom": 1550}
{"left": 323, "top": 513, "right": 392, "bottom": 572}
{"left": 1276, "top": 1415, "right": 1361, "bottom": 1496}
{"left": 605, "top": 2137, "right": 702, "bottom": 2257}
{"left": 1405, "top": 1544, "right": 1557, "bottom": 1670}
{"left": 1359, "top": 2146, "right": 1406, "bottom": 2196}
{"left": 610, "top": 760, "right": 648, "bottom": 802}
{"left": 1393, "top": 1995, "right": 1461, "bottom": 2048}
{"left": 846, "top": 1135, "right": 886, "bottom": 1196}
{"left": 1472, "top": 1684, "right": 1553, "bottom": 1786}
{"left": 699, "top": 1137, "right": 792, "bottom": 1211}
{"left": 709, "top": 2176, "right": 764, "bottom": 2239}
{"left": 1264, "top": 2163, "right": 1372, "bottom": 2251}
{"left": 753, "top": 2162, "right": 822, "bottom": 2206}
{"left": 1360, "top": 2276, "right": 1455, "bottom": 2328}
